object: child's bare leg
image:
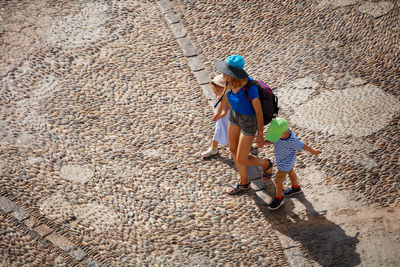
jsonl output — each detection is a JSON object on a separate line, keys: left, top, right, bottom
{"left": 202, "top": 140, "right": 219, "bottom": 158}
{"left": 288, "top": 169, "right": 299, "bottom": 187}
{"left": 274, "top": 170, "right": 287, "bottom": 198}
{"left": 211, "top": 140, "right": 219, "bottom": 149}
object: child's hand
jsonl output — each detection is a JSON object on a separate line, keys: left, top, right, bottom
{"left": 311, "top": 149, "right": 321, "bottom": 156}
{"left": 304, "top": 145, "right": 321, "bottom": 155}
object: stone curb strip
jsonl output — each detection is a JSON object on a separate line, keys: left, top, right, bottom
{"left": 157, "top": 0, "right": 214, "bottom": 107}
{"left": 0, "top": 193, "right": 105, "bottom": 266}
{"left": 157, "top": 1, "right": 308, "bottom": 265}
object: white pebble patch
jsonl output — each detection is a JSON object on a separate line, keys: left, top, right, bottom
{"left": 60, "top": 165, "right": 94, "bottom": 184}
{"left": 40, "top": 194, "right": 120, "bottom": 233}
{"left": 291, "top": 84, "right": 400, "bottom": 137}
{"left": 317, "top": 0, "right": 360, "bottom": 9}
{"left": 276, "top": 88, "right": 315, "bottom": 113}
{"left": 358, "top": 2, "right": 395, "bottom": 18}
{"left": 37, "top": 2, "right": 109, "bottom": 48}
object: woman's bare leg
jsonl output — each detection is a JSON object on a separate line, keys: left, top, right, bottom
{"left": 228, "top": 126, "right": 272, "bottom": 190}
{"left": 235, "top": 133, "right": 255, "bottom": 185}
{"left": 228, "top": 124, "right": 251, "bottom": 186}
{"left": 228, "top": 123, "right": 240, "bottom": 164}
{"left": 236, "top": 133, "right": 271, "bottom": 170}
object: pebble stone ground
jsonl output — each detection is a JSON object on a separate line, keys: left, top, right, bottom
{"left": 0, "top": 0, "right": 399, "bottom": 266}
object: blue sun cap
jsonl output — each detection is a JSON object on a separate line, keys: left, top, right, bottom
{"left": 226, "top": 55, "right": 245, "bottom": 69}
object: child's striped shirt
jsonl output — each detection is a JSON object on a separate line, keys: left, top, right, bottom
{"left": 273, "top": 130, "right": 304, "bottom": 172}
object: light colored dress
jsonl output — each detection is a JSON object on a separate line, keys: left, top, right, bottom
{"left": 213, "top": 94, "right": 230, "bottom": 145}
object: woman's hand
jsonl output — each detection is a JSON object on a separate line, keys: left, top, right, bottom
{"left": 264, "top": 140, "right": 273, "bottom": 146}
{"left": 219, "top": 110, "right": 227, "bottom": 119}
{"left": 212, "top": 113, "right": 220, "bottom": 122}
{"left": 213, "top": 91, "right": 228, "bottom": 122}
{"left": 255, "top": 134, "right": 264, "bottom": 148}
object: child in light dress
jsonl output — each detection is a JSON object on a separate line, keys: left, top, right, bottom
{"left": 202, "top": 74, "right": 230, "bottom": 158}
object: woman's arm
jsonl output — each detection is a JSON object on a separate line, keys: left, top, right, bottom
{"left": 219, "top": 102, "right": 231, "bottom": 118}
{"left": 251, "top": 97, "right": 264, "bottom": 148}
{"left": 212, "top": 93, "right": 229, "bottom": 121}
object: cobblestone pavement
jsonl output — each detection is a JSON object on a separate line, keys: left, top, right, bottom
{"left": 1, "top": 0, "right": 399, "bottom": 266}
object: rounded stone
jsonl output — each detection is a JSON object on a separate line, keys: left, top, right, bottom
{"left": 60, "top": 165, "right": 94, "bottom": 184}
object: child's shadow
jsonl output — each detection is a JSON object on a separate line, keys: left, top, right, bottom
{"left": 253, "top": 189, "right": 361, "bottom": 267}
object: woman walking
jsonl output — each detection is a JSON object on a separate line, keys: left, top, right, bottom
{"left": 213, "top": 55, "right": 273, "bottom": 194}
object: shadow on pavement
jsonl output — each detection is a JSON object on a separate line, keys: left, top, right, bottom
{"left": 253, "top": 189, "right": 361, "bottom": 266}
{"left": 205, "top": 151, "right": 360, "bottom": 265}
{"left": 204, "top": 154, "right": 235, "bottom": 168}
{"left": 204, "top": 146, "right": 260, "bottom": 168}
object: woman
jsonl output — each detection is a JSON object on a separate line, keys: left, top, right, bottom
{"left": 213, "top": 55, "right": 272, "bottom": 194}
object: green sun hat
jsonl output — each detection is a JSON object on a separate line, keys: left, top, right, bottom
{"left": 265, "top": 118, "right": 289, "bottom": 143}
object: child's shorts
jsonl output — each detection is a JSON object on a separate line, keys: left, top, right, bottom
{"left": 229, "top": 109, "right": 257, "bottom": 136}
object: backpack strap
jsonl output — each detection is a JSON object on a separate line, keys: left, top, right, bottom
{"left": 243, "top": 80, "right": 257, "bottom": 102}
{"left": 214, "top": 87, "right": 227, "bottom": 108}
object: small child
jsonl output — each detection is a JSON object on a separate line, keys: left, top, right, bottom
{"left": 202, "top": 74, "right": 230, "bottom": 158}
{"left": 264, "top": 118, "right": 321, "bottom": 210}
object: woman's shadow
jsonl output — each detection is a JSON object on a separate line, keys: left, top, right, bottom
{"left": 207, "top": 149, "right": 360, "bottom": 266}
{"left": 252, "top": 185, "right": 361, "bottom": 267}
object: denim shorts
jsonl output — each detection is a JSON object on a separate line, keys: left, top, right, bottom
{"left": 229, "top": 109, "right": 257, "bottom": 136}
